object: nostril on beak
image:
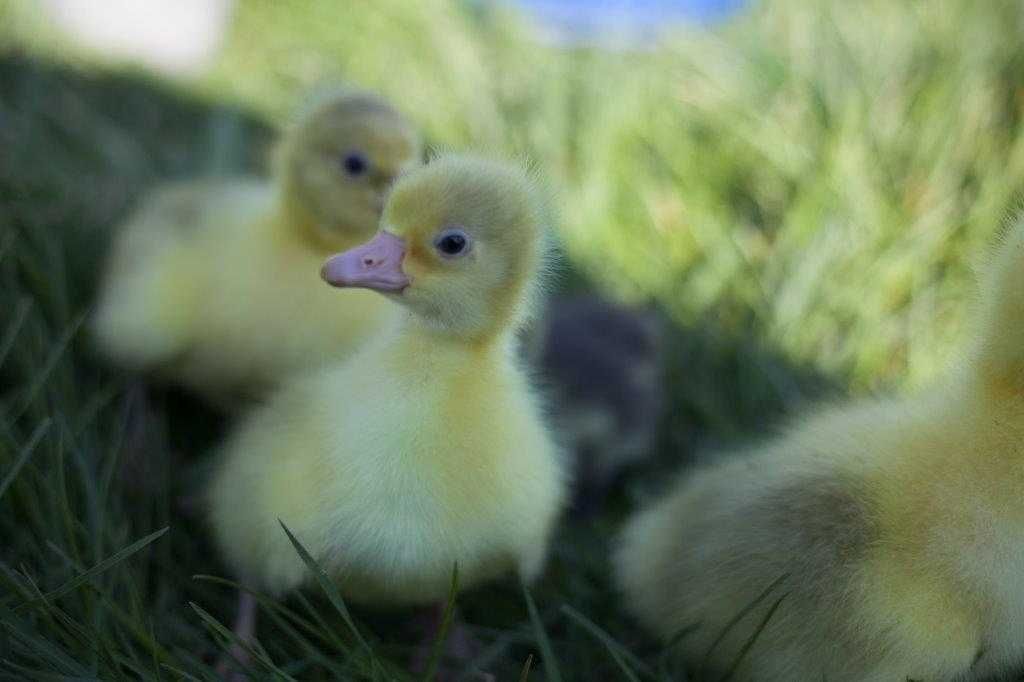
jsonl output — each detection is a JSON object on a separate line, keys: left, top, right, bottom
{"left": 362, "top": 256, "right": 376, "bottom": 268}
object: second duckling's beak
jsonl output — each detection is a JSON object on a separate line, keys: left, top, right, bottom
{"left": 321, "top": 231, "right": 410, "bottom": 293}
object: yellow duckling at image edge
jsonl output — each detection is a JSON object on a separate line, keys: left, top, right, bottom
{"left": 615, "top": 216, "right": 1024, "bottom": 681}
{"left": 207, "top": 154, "right": 567, "bottom": 666}
{"left": 91, "top": 90, "right": 421, "bottom": 405}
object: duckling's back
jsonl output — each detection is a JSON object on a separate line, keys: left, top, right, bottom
{"left": 165, "top": 207, "right": 392, "bottom": 405}
{"left": 92, "top": 178, "right": 268, "bottom": 373}
{"left": 616, "top": 394, "right": 996, "bottom": 680}
{"left": 617, "top": 382, "right": 1024, "bottom": 680}
{"left": 93, "top": 177, "right": 394, "bottom": 405}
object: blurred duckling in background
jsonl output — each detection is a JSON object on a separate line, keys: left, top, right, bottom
{"left": 530, "top": 295, "right": 664, "bottom": 516}
{"left": 207, "top": 154, "right": 566, "bottom": 672}
{"left": 92, "top": 89, "right": 421, "bottom": 406}
{"left": 615, "top": 216, "right": 1024, "bottom": 681}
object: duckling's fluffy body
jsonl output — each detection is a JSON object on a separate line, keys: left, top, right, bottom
{"left": 92, "top": 92, "right": 420, "bottom": 403}
{"left": 211, "top": 324, "right": 561, "bottom": 603}
{"left": 208, "top": 155, "right": 565, "bottom": 605}
{"left": 616, "top": 219, "right": 1024, "bottom": 681}
{"left": 534, "top": 295, "right": 664, "bottom": 511}
{"left": 93, "top": 179, "right": 389, "bottom": 401}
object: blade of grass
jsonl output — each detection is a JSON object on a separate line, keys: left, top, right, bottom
{"left": 0, "top": 657, "right": 89, "bottom": 681}
{"left": 718, "top": 592, "right": 790, "bottom": 682}
{"left": 0, "top": 560, "right": 33, "bottom": 603}
{"left": 561, "top": 605, "right": 649, "bottom": 682}
{"left": 0, "top": 227, "right": 16, "bottom": 264}
{"left": 159, "top": 663, "right": 209, "bottom": 682}
{"left": 258, "top": 597, "right": 334, "bottom": 668}
{"left": 0, "top": 297, "right": 31, "bottom": 369}
{"left": 46, "top": 539, "right": 175, "bottom": 665}
{"left": 19, "top": 576, "right": 96, "bottom": 657}
{"left": 10, "top": 311, "right": 87, "bottom": 422}
{"left": 455, "top": 628, "right": 530, "bottom": 682}
{"left": 0, "top": 618, "right": 89, "bottom": 676}
{"left": 292, "top": 588, "right": 351, "bottom": 654}
{"left": 149, "top": 618, "right": 163, "bottom": 682}
{"left": 520, "top": 579, "right": 561, "bottom": 682}
{"left": 194, "top": 574, "right": 345, "bottom": 656}
{"left": 699, "top": 572, "right": 788, "bottom": 673}
{"left": 40, "top": 600, "right": 128, "bottom": 682}
{"left": 0, "top": 417, "right": 49, "bottom": 502}
{"left": 422, "top": 562, "right": 458, "bottom": 682}
{"left": 71, "top": 379, "right": 121, "bottom": 439}
{"left": 518, "top": 654, "right": 534, "bottom": 682}
{"left": 14, "top": 526, "right": 168, "bottom": 609}
{"left": 278, "top": 520, "right": 377, "bottom": 664}
{"left": 662, "top": 621, "right": 700, "bottom": 653}
{"left": 657, "top": 621, "right": 701, "bottom": 679}
{"left": 51, "top": 425, "right": 85, "bottom": 589}
{"left": 189, "top": 601, "right": 294, "bottom": 681}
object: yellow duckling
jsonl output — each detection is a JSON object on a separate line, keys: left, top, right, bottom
{"left": 207, "top": 154, "right": 566, "bottom": 663}
{"left": 91, "top": 90, "right": 421, "bottom": 405}
{"left": 615, "top": 217, "right": 1024, "bottom": 681}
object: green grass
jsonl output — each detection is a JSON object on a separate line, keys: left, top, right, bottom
{"left": 3, "top": 0, "right": 1024, "bottom": 679}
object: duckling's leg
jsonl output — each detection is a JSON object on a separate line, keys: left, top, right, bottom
{"left": 215, "top": 591, "right": 257, "bottom": 680}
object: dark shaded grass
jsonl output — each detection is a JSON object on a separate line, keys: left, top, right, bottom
{"left": 0, "top": 55, "right": 832, "bottom": 680}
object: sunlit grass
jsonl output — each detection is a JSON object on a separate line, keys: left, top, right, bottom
{"left": 199, "top": 0, "right": 1024, "bottom": 390}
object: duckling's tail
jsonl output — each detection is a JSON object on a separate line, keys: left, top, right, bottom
{"left": 967, "top": 213, "right": 1024, "bottom": 403}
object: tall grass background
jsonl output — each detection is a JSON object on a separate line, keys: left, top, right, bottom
{"left": 2, "top": 0, "right": 1024, "bottom": 678}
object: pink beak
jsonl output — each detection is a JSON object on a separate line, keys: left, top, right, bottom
{"left": 320, "top": 231, "right": 410, "bottom": 292}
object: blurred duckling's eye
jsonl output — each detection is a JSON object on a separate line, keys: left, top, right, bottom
{"left": 434, "top": 228, "right": 471, "bottom": 258}
{"left": 341, "top": 152, "right": 369, "bottom": 177}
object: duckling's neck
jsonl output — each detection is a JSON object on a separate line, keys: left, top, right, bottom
{"left": 385, "top": 310, "right": 516, "bottom": 363}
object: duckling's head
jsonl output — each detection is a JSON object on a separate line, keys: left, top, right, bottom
{"left": 321, "top": 154, "right": 547, "bottom": 342}
{"left": 277, "top": 90, "right": 421, "bottom": 249}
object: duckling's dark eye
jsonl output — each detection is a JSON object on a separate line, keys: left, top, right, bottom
{"left": 341, "top": 152, "right": 368, "bottom": 176}
{"left": 434, "top": 229, "right": 471, "bottom": 258}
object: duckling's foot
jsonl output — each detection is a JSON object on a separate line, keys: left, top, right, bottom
{"left": 410, "top": 604, "right": 493, "bottom": 681}
{"left": 215, "top": 591, "right": 258, "bottom": 681}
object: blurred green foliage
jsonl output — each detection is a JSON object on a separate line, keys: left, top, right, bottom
{"left": 6, "top": 0, "right": 1024, "bottom": 389}
{"left": 174, "top": 0, "right": 1024, "bottom": 389}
